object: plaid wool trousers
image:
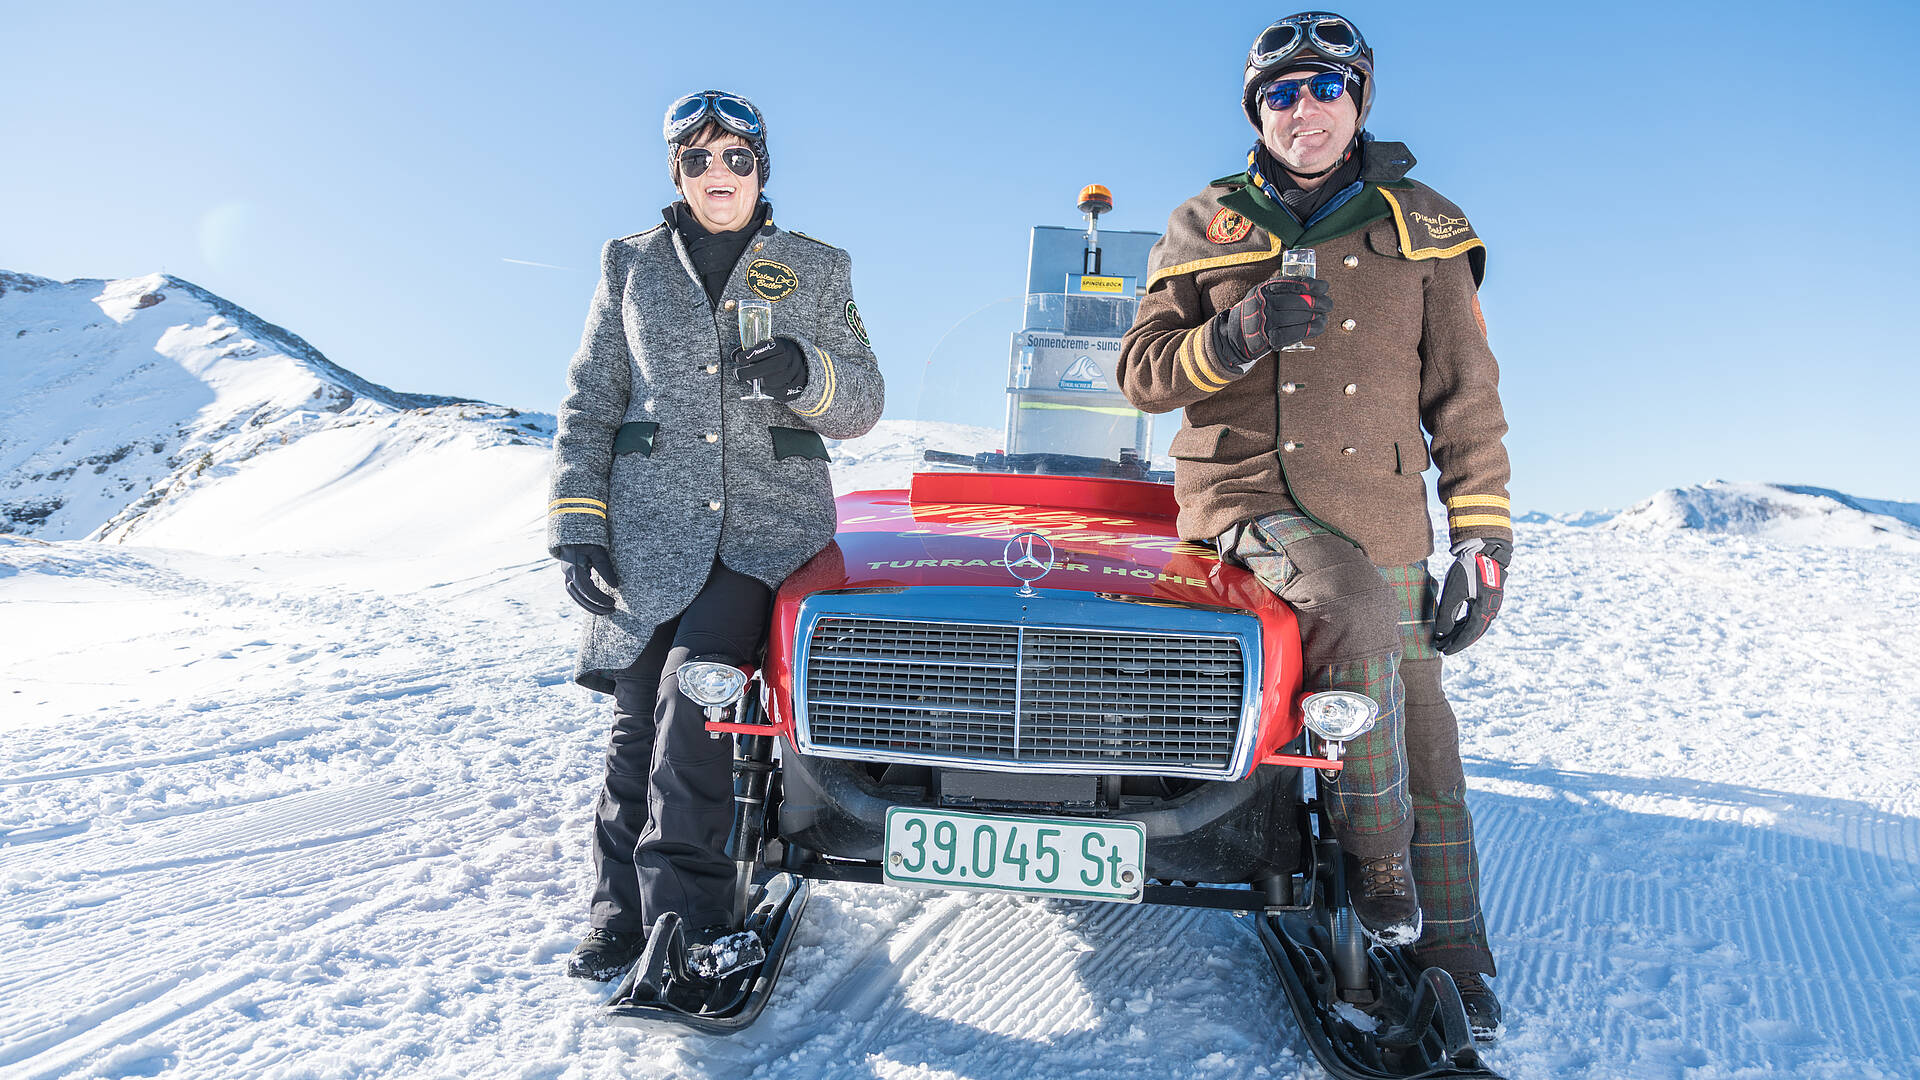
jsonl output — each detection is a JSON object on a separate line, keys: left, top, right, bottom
{"left": 1228, "top": 516, "right": 1496, "bottom": 975}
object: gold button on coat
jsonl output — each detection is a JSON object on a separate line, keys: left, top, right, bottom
{"left": 1280, "top": 382, "right": 1299, "bottom": 394}
{"left": 707, "top": 500, "right": 722, "bottom": 511}
{"left": 1344, "top": 383, "right": 1358, "bottom": 395}
{"left": 1343, "top": 255, "right": 1360, "bottom": 269}
{"left": 1282, "top": 441, "right": 1299, "bottom": 452}
{"left": 704, "top": 433, "right": 718, "bottom": 443}
{"left": 706, "top": 364, "right": 719, "bottom": 374}
{"left": 723, "top": 299, "right": 738, "bottom": 312}
{"left": 1342, "top": 447, "right": 1358, "bottom": 455}
{"left": 1342, "top": 319, "right": 1356, "bottom": 331}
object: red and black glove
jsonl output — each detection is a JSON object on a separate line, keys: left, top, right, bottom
{"left": 1433, "top": 538, "right": 1511, "bottom": 655}
{"left": 732, "top": 336, "right": 809, "bottom": 401}
{"left": 1212, "top": 275, "right": 1331, "bottom": 369}
{"left": 555, "top": 543, "right": 619, "bottom": 616}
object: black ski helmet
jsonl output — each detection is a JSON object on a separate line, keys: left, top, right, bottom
{"left": 663, "top": 89, "right": 770, "bottom": 188}
{"left": 1242, "top": 12, "right": 1375, "bottom": 131}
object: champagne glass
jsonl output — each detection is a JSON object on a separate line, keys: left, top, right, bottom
{"left": 737, "top": 299, "right": 775, "bottom": 401}
{"left": 1279, "top": 248, "right": 1316, "bottom": 352}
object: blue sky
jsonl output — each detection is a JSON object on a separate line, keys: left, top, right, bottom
{"left": 4, "top": 0, "right": 1917, "bottom": 514}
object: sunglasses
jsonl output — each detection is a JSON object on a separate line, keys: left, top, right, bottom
{"left": 678, "top": 145, "right": 757, "bottom": 180}
{"left": 1248, "top": 13, "right": 1365, "bottom": 72}
{"left": 1263, "top": 71, "right": 1349, "bottom": 111}
{"left": 664, "top": 90, "right": 764, "bottom": 144}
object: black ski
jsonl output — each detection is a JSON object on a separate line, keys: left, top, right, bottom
{"left": 605, "top": 872, "right": 809, "bottom": 1035}
{"left": 1257, "top": 910, "right": 1504, "bottom": 1080}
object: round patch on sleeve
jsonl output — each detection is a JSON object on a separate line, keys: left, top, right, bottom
{"left": 1206, "top": 208, "right": 1254, "bottom": 244}
{"left": 845, "top": 300, "right": 870, "bottom": 347}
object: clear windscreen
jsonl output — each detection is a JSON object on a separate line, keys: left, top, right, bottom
{"left": 908, "top": 294, "right": 1173, "bottom": 482}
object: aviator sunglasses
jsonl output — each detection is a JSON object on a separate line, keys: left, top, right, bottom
{"left": 677, "top": 145, "right": 757, "bottom": 180}
{"left": 1262, "top": 71, "right": 1349, "bottom": 111}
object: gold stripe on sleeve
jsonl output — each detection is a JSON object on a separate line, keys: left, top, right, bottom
{"left": 1448, "top": 513, "right": 1511, "bottom": 528}
{"left": 550, "top": 507, "right": 608, "bottom": 520}
{"left": 549, "top": 497, "right": 608, "bottom": 510}
{"left": 1176, "top": 329, "right": 1228, "bottom": 393}
{"left": 1445, "top": 494, "right": 1511, "bottom": 510}
{"left": 792, "top": 346, "right": 837, "bottom": 418}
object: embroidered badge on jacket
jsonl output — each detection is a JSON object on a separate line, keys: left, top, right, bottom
{"left": 747, "top": 259, "right": 799, "bottom": 301}
{"left": 1206, "top": 208, "right": 1254, "bottom": 245}
{"left": 845, "top": 301, "right": 869, "bottom": 346}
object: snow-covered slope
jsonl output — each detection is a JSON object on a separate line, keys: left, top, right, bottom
{"left": 1607, "top": 480, "right": 1920, "bottom": 551}
{"left": 0, "top": 270, "right": 548, "bottom": 546}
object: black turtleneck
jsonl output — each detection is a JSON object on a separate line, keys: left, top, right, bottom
{"left": 1255, "top": 139, "right": 1365, "bottom": 225}
{"left": 666, "top": 201, "right": 768, "bottom": 310}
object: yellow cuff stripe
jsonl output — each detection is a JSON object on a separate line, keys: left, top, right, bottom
{"left": 792, "top": 346, "right": 837, "bottom": 418}
{"left": 549, "top": 497, "right": 608, "bottom": 510}
{"left": 1445, "top": 494, "right": 1511, "bottom": 510}
{"left": 1448, "top": 514, "right": 1511, "bottom": 528}
{"left": 1177, "top": 328, "right": 1228, "bottom": 393}
{"left": 1146, "top": 235, "right": 1285, "bottom": 290}
{"left": 550, "top": 507, "right": 608, "bottom": 520}
{"left": 1380, "top": 188, "right": 1487, "bottom": 263}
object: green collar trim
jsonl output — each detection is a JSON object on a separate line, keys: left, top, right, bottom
{"left": 1218, "top": 182, "right": 1390, "bottom": 248}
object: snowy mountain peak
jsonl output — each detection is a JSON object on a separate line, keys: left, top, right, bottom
{"left": 1607, "top": 481, "right": 1920, "bottom": 551}
{"left": 0, "top": 269, "right": 525, "bottom": 543}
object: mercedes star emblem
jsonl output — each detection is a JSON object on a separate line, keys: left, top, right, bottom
{"left": 1003, "top": 531, "right": 1055, "bottom": 596}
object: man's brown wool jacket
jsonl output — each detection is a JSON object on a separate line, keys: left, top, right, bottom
{"left": 1117, "top": 141, "right": 1512, "bottom": 567}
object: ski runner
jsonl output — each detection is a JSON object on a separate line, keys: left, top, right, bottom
{"left": 1116, "top": 11, "right": 1513, "bottom": 1038}
{"left": 546, "top": 89, "right": 884, "bottom": 982}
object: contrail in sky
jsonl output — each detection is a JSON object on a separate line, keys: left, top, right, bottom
{"left": 501, "top": 257, "right": 577, "bottom": 271}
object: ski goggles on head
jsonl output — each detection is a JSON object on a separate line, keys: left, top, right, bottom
{"left": 1248, "top": 13, "right": 1366, "bottom": 71}
{"left": 677, "top": 145, "right": 757, "bottom": 179}
{"left": 663, "top": 90, "right": 764, "bottom": 144}
{"left": 1262, "top": 71, "right": 1349, "bottom": 111}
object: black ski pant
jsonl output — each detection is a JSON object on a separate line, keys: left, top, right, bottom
{"left": 590, "top": 559, "right": 770, "bottom": 934}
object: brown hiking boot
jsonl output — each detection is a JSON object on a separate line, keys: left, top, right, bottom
{"left": 1452, "top": 972, "right": 1502, "bottom": 1041}
{"left": 1343, "top": 848, "right": 1422, "bottom": 946}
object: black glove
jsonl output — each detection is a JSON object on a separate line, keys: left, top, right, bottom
{"left": 1433, "top": 538, "right": 1511, "bottom": 655}
{"left": 555, "top": 543, "right": 620, "bottom": 616}
{"left": 732, "top": 336, "right": 809, "bottom": 402}
{"left": 1213, "top": 275, "right": 1331, "bottom": 368}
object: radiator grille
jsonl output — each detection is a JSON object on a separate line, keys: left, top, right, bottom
{"left": 802, "top": 616, "right": 1247, "bottom": 773}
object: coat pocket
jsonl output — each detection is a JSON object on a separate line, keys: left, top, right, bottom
{"left": 770, "top": 426, "right": 830, "bottom": 462}
{"left": 613, "top": 420, "right": 659, "bottom": 457}
{"left": 1394, "top": 439, "right": 1430, "bottom": 475}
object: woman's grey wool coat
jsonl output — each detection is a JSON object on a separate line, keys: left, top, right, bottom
{"left": 546, "top": 210, "right": 884, "bottom": 692}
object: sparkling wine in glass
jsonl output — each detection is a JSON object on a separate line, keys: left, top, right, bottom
{"left": 737, "top": 299, "right": 775, "bottom": 401}
{"left": 1279, "top": 248, "right": 1316, "bottom": 352}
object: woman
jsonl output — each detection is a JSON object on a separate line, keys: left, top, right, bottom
{"left": 547, "top": 89, "right": 884, "bottom": 980}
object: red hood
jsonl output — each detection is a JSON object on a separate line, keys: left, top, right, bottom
{"left": 783, "top": 472, "right": 1280, "bottom": 612}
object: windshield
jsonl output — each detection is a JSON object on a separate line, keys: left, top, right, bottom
{"left": 910, "top": 289, "right": 1172, "bottom": 483}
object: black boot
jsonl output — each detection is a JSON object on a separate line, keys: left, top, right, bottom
{"left": 1343, "top": 848, "right": 1422, "bottom": 946}
{"left": 568, "top": 927, "right": 649, "bottom": 981}
{"left": 1452, "top": 972, "right": 1502, "bottom": 1041}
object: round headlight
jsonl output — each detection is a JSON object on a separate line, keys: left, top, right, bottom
{"left": 677, "top": 661, "right": 749, "bottom": 708}
{"left": 1300, "top": 690, "right": 1378, "bottom": 742}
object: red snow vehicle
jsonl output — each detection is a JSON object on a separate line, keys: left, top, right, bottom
{"left": 609, "top": 190, "right": 1500, "bottom": 1080}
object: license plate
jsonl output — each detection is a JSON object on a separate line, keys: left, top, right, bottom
{"left": 883, "top": 807, "right": 1145, "bottom": 903}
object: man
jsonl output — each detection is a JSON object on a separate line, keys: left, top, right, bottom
{"left": 1116, "top": 11, "right": 1512, "bottom": 1038}
{"left": 549, "top": 89, "right": 884, "bottom": 982}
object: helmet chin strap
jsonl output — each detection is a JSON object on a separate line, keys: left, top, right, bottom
{"left": 1284, "top": 134, "right": 1360, "bottom": 182}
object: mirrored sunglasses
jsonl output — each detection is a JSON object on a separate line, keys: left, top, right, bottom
{"left": 678, "top": 145, "right": 757, "bottom": 180}
{"left": 1262, "top": 71, "right": 1349, "bottom": 111}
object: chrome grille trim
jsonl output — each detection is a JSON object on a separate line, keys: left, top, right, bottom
{"left": 793, "top": 587, "right": 1262, "bottom": 780}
